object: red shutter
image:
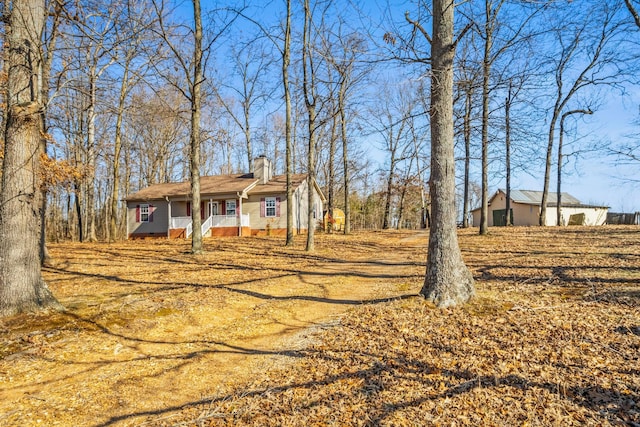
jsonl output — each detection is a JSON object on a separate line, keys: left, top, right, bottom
{"left": 136, "top": 205, "right": 140, "bottom": 222}
{"left": 200, "top": 202, "right": 205, "bottom": 219}
{"left": 149, "top": 205, "right": 154, "bottom": 222}
{"left": 276, "top": 197, "right": 281, "bottom": 217}
{"left": 187, "top": 201, "right": 191, "bottom": 217}
{"left": 260, "top": 198, "right": 265, "bottom": 217}
{"left": 221, "top": 201, "right": 226, "bottom": 215}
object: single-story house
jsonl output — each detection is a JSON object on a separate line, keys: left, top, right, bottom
{"left": 126, "top": 157, "right": 326, "bottom": 239}
{"left": 471, "top": 189, "right": 608, "bottom": 227}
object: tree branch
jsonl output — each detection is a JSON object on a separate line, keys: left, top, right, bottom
{"left": 624, "top": 0, "right": 640, "bottom": 28}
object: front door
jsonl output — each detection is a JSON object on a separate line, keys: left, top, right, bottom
{"left": 210, "top": 201, "right": 219, "bottom": 216}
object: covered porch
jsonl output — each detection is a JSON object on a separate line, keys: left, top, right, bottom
{"left": 168, "top": 197, "right": 250, "bottom": 238}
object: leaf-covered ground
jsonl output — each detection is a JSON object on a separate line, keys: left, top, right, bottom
{"left": 0, "top": 227, "right": 638, "bottom": 426}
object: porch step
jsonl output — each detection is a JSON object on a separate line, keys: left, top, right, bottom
{"left": 169, "top": 228, "right": 187, "bottom": 239}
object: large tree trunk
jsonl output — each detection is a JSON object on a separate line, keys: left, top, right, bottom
{"left": 421, "top": 0, "right": 475, "bottom": 307}
{"left": 0, "top": 0, "right": 62, "bottom": 316}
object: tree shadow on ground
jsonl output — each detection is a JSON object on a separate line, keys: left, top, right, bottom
{"left": 91, "top": 342, "right": 637, "bottom": 427}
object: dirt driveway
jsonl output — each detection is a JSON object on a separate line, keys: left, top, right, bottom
{"left": 0, "top": 231, "right": 426, "bottom": 426}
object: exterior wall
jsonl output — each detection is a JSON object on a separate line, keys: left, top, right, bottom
{"left": 472, "top": 202, "right": 545, "bottom": 226}
{"left": 171, "top": 201, "right": 189, "bottom": 217}
{"left": 472, "top": 200, "right": 607, "bottom": 227}
{"left": 127, "top": 201, "right": 169, "bottom": 238}
{"left": 244, "top": 180, "right": 323, "bottom": 234}
{"left": 245, "top": 193, "right": 289, "bottom": 231}
{"left": 558, "top": 207, "right": 608, "bottom": 226}
{"left": 512, "top": 203, "right": 541, "bottom": 226}
{"left": 471, "top": 209, "right": 481, "bottom": 227}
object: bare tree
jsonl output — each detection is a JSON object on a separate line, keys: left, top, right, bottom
{"left": 0, "top": 0, "right": 62, "bottom": 316}
{"left": 109, "top": 1, "right": 153, "bottom": 241}
{"left": 539, "top": 2, "right": 629, "bottom": 225}
{"left": 150, "top": 0, "right": 236, "bottom": 253}
{"left": 368, "top": 84, "right": 416, "bottom": 230}
{"left": 282, "top": 0, "right": 294, "bottom": 245}
{"left": 213, "top": 39, "right": 273, "bottom": 171}
{"left": 330, "top": 29, "right": 367, "bottom": 235}
{"left": 408, "top": 0, "right": 475, "bottom": 307}
{"left": 471, "top": 0, "right": 541, "bottom": 234}
{"left": 556, "top": 108, "right": 592, "bottom": 225}
{"left": 302, "top": 0, "right": 319, "bottom": 251}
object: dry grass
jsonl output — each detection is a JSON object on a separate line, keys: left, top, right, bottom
{"left": 0, "top": 227, "right": 638, "bottom": 426}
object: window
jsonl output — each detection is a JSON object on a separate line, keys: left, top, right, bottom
{"left": 265, "top": 197, "right": 276, "bottom": 217}
{"left": 140, "top": 204, "right": 150, "bottom": 222}
{"left": 226, "top": 200, "right": 236, "bottom": 216}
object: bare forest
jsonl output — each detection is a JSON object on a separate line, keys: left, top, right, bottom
{"left": 0, "top": 0, "right": 639, "bottom": 424}
{"left": 0, "top": 0, "right": 637, "bottom": 244}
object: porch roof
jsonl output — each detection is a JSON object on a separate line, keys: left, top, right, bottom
{"left": 126, "top": 174, "right": 259, "bottom": 202}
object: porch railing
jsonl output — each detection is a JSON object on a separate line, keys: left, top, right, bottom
{"left": 171, "top": 214, "right": 250, "bottom": 238}
{"left": 201, "top": 215, "right": 213, "bottom": 235}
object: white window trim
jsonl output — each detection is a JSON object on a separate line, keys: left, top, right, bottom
{"left": 226, "top": 200, "right": 237, "bottom": 216}
{"left": 265, "top": 197, "right": 277, "bottom": 217}
{"left": 140, "top": 204, "right": 150, "bottom": 222}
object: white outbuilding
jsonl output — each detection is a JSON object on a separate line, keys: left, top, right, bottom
{"left": 471, "top": 189, "right": 608, "bottom": 227}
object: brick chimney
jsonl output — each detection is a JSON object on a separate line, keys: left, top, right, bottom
{"left": 253, "top": 155, "right": 272, "bottom": 184}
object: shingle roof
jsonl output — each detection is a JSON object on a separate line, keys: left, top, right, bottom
{"left": 126, "top": 174, "right": 259, "bottom": 201}
{"left": 126, "top": 173, "right": 315, "bottom": 201}
{"left": 248, "top": 174, "right": 307, "bottom": 195}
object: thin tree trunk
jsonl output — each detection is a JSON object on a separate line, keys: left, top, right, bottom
{"left": 556, "top": 109, "right": 592, "bottom": 226}
{"left": 505, "top": 80, "right": 512, "bottom": 226}
{"left": 339, "top": 82, "right": 351, "bottom": 234}
{"left": 303, "top": 0, "right": 316, "bottom": 252}
{"left": 382, "top": 154, "right": 395, "bottom": 229}
{"left": 420, "top": 0, "right": 475, "bottom": 307}
{"left": 284, "top": 0, "right": 294, "bottom": 245}
{"left": 110, "top": 63, "right": 130, "bottom": 242}
{"left": 327, "top": 104, "right": 337, "bottom": 233}
{"left": 39, "top": 1, "right": 62, "bottom": 265}
{"left": 557, "top": 116, "right": 564, "bottom": 226}
{"left": 540, "top": 112, "right": 558, "bottom": 226}
{"left": 86, "top": 75, "right": 98, "bottom": 242}
{"left": 190, "top": 0, "right": 203, "bottom": 254}
{"left": 462, "top": 83, "right": 472, "bottom": 228}
{"left": 479, "top": 4, "right": 492, "bottom": 235}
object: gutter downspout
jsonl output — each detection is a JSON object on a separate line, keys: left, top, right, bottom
{"left": 237, "top": 192, "right": 244, "bottom": 237}
{"left": 166, "top": 196, "right": 171, "bottom": 239}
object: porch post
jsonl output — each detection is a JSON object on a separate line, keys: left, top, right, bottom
{"left": 238, "top": 196, "right": 242, "bottom": 236}
{"left": 167, "top": 200, "right": 172, "bottom": 239}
